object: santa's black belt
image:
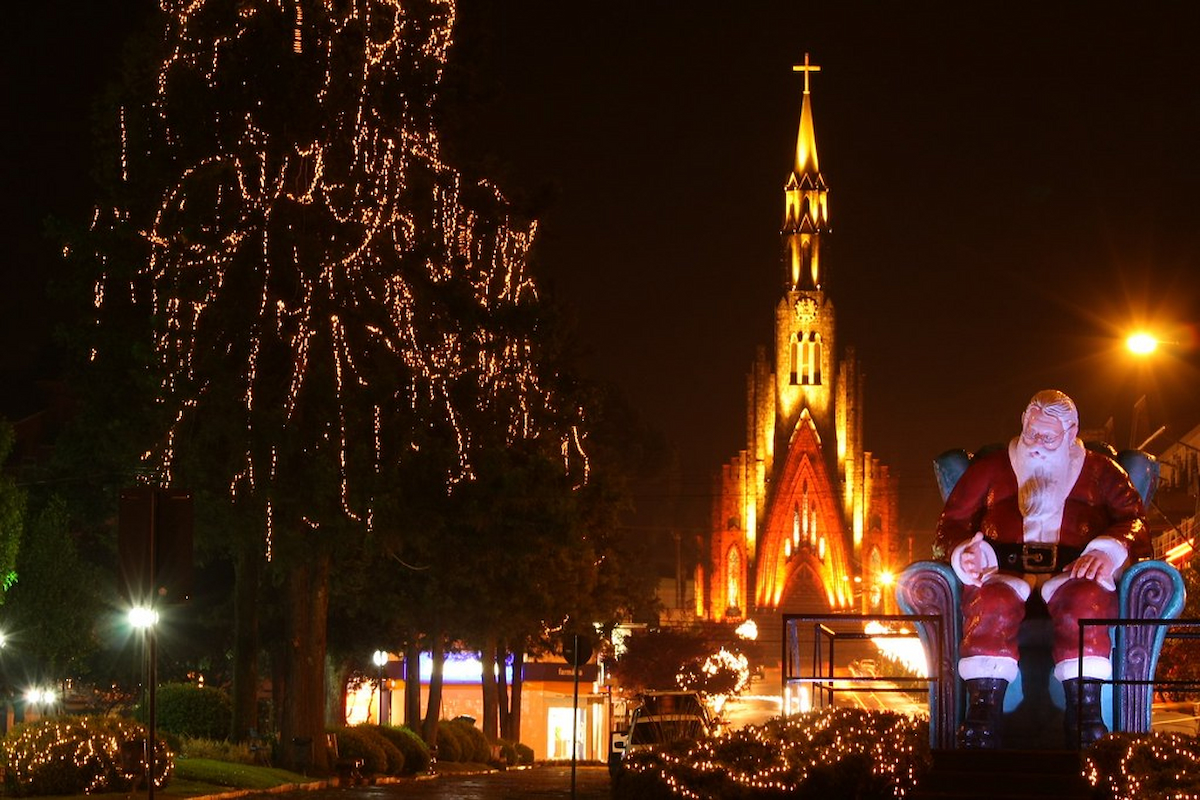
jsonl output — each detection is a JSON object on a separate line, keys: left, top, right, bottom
{"left": 991, "top": 542, "right": 1083, "bottom": 574}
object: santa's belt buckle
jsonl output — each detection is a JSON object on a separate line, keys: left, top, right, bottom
{"left": 1021, "top": 543, "right": 1057, "bottom": 573}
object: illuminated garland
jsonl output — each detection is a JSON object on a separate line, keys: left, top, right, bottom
{"left": 621, "top": 707, "right": 930, "bottom": 797}
{"left": 2, "top": 715, "right": 172, "bottom": 794}
{"left": 91, "top": 0, "right": 584, "bottom": 554}
{"left": 1085, "top": 731, "right": 1200, "bottom": 799}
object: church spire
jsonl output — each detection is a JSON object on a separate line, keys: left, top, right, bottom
{"left": 792, "top": 53, "right": 821, "bottom": 176}
{"left": 782, "top": 53, "right": 829, "bottom": 291}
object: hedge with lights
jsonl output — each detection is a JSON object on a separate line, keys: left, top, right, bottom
{"left": 1, "top": 715, "right": 172, "bottom": 796}
{"left": 616, "top": 708, "right": 930, "bottom": 799}
{"left": 1084, "top": 731, "right": 1200, "bottom": 800}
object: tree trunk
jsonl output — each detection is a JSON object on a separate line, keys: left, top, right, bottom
{"left": 480, "top": 635, "right": 499, "bottom": 740}
{"left": 326, "top": 655, "right": 352, "bottom": 728}
{"left": 278, "top": 552, "right": 332, "bottom": 774}
{"left": 422, "top": 632, "right": 446, "bottom": 748}
{"left": 497, "top": 638, "right": 510, "bottom": 740}
{"left": 509, "top": 644, "right": 524, "bottom": 743}
{"left": 229, "top": 543, "right": 261, "bottom": 741}
{"left": 404, "top": 636, "right": 422, "bottom": 727}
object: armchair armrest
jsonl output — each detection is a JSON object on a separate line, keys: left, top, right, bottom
{"left": 896, "top": 560, "right": 963, "bottom": 749}
{"left": 1114, "top": 559, "right": 1185, "bottom": 732}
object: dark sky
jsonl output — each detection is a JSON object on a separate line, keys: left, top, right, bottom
{"left": 5, "top": 3, "right": 1200, "bottom": 550}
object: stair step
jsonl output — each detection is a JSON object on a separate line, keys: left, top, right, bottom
{"left": 911, "top": 749, "right": 1092, "bottom": 800}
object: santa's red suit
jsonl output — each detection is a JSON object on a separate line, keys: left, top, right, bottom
{"left": 934, "top": 442, "right": 1150, "bottom": 683}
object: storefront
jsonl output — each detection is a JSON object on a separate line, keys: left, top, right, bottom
{"left": 347, "top": 653, "right": 609, "bottom": 762}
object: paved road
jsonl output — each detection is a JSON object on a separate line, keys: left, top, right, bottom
{"left": 272, "top": 765, "right": 612, "bottom": 799}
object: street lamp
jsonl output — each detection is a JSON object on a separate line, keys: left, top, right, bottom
{"left": 1123, "top": 329, "right": 1181, "bottom": 449}
{"left": 1126, "top": 331, "right": 1160, "bottom": 356}
{"left": 129, "top": 605, "right": 160, "bottom": 800}
{"left": 372, "top": 650, "right": 388, "bottom": 725}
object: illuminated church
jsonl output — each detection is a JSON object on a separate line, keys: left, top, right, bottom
{"left": 703, "top": 58, "right": 900, "bottom": 624}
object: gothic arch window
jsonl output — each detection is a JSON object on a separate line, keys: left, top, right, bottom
{"left": 805, "top": 482, "right": 818, "bottom": 547}
{"left": 793, "top": 333, "right": 823, "bottom": 386}
{"left": 789, "top": 335, "right": 800, "bottom": 385}
{"left": 792, "top": 503, "right": 801, "bottom": 548}
{"left": 726, "top": 546, "right": 742, "bottom": 611}
{"left": 805, "top": 333, "right": 822, "bottom": 385}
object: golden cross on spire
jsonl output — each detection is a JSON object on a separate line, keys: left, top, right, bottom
{"left": 792, "top": 53, "right": 821, "bottom": 94}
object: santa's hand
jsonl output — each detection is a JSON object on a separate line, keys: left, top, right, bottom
{"left": 1066, "top": 552, "right": 1113, "bottom": 584}
{"left": 957, "top": 532, "right": 990, "bottom": 586}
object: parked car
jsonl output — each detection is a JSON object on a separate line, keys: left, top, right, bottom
{"left": 611, "top": 690, "right": 711, "bottom": 772}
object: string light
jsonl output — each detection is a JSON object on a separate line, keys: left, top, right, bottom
{"left": 90, "top": 0, "right": 587, "bottom": 549}
{"left": 621, "top": 707, "right": 931, "bottom": 797}
{"left": 4, "top": 715, "right": 172, "bottom": 794}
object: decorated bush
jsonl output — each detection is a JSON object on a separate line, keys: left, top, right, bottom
{"left": 1, "top": 715, "right": 172, "bottom": 796}
{"left": 617, "top": 708, "right": 930, "bottom": 799}
{"left": 1085, "top": 731, "right": 1200, "bottom": 799}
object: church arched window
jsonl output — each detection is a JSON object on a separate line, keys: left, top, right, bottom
{"left": 792, "top": 503, "right": 801, "bottom": 548}
{"left": 805, "top": 333, "right": 822, "bottom": 385}
{"left": 789, "top": 335, "right": 800, "bottom": 385}
{"left": 726, "top": 546, "right": 741, "bottom": 611}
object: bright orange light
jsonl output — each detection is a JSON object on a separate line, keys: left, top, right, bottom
{"left": 1126, "top": 332, "right": 1159, "bottom": 356}
{"left": 878, "top": 571, "right": 895, "bottom": 587}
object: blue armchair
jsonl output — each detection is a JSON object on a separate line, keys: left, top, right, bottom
{"left": 896, "top": 446, "right": 1184, "bottom": 749}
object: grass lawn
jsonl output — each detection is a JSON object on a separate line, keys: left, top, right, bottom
{"left": 20, "top": 759, "right": 318, "bottom": 800}
{"left": 169, "top": 758, "right": 315, "bottom": 793}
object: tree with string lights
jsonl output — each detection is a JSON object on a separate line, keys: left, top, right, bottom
{"left": 82, "top": 0, "right": 583, "bottom": 770}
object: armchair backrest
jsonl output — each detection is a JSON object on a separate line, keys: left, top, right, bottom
{"left": 932, "top": 443, "right": 1160, "bottom": 509}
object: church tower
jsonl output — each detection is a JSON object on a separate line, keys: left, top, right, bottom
{"left": 703, "top": 56, "right": 899, "bottom": 627}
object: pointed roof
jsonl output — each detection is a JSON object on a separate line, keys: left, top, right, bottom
{"left": 792, "top": 54, "right": 821, "bottom": 178}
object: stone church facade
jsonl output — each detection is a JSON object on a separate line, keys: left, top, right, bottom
{"left": 702, "top": 59, "right": 900, "bottom": 623}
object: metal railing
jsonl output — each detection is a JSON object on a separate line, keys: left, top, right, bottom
{"left": 781, "top": 613, "right": 944, "bottom": 716}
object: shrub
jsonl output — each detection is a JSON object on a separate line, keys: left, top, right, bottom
{"left": 618, "top": 708, "right": 929, "bottom": 800}
{"left": 178, "top": 737, "right": 255, "bottom": 764}
{"left": 142, "top": 683, "right": 232, "bottom": 740}
{"left": 441, "top": 718, "right": 489, "bottom": 763}
{"left": 493, "top": 737, "right": 518, "bottom": 766}
{"left": 354, "top": 725, "right": 405, "bottom": 775}
{"left": 376, "top": 726, "right": 430, "bottom": 774}
{"left": 1, "top": 715, "right": 172, "bottom": 796}
{"left": 329, "top": 726, "right": 386, "bottom": 774}
{"left": 515, "top": 742, "right": 534, "bottom": 765}
{"left": 431, "top": 721, "right": 462, "bottom": 762}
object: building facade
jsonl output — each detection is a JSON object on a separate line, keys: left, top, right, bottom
{"left": 703, "top": 58, "right": 900, "bottom": 624}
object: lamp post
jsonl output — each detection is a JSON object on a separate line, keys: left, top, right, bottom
{"left": 130, "top": 605, "right": 159, "bottom": 800}
{"left": 1124, "top": 330, "right": 1177, "bottom": 449}
{"left": 372, "top": 650, "right": 388, "bottom": 726}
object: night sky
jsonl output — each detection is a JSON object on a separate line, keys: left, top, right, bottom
{"left": 6, "top": 3, "right": 1200, "bottom": 553}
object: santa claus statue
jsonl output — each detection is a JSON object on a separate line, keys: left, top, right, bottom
{"left": 934, "top": 389, "right": 1150, "bottom": 748}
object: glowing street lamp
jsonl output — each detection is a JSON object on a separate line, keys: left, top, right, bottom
{"left": 129, "top": 606, "right": 160, "bottom": 629}
{"left": 129, "top": 605, "right": 161, "bottom": 800}
{"left": 372, "top": 650, "right": 388, "bottom": 725}
{"left": 1126, "top": 331, "right": 1160, "bottom": 356}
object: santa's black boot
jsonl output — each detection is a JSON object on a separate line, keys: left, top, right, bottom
{"left": 1063, "top": 678, "right": 1108, "bottom": 748}
{"left": 958, "top": 678, "right": 1008, "bottom": 749}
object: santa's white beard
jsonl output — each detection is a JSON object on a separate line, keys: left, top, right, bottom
{"left": 1013, "top": 440, "right": 1073, "bottom": 541}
